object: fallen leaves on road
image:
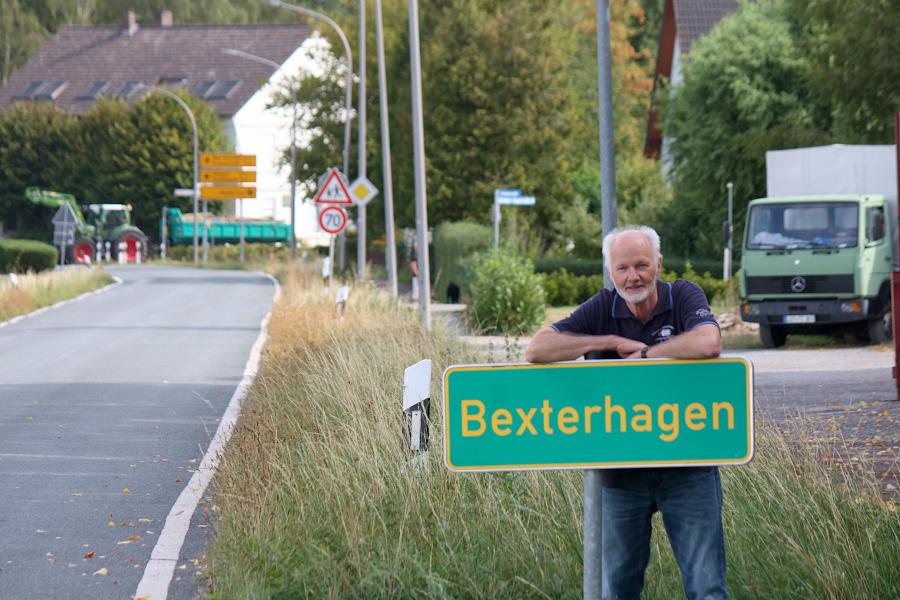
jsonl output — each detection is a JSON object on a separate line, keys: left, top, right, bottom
{"left": 117, "top": 535, "right": 141, "bottom": 545}
{"left": 84, "top": 551, "right": 94, "bottom": 559}
{"left": 93, "top": 567, "right": 108, "bottom": 576}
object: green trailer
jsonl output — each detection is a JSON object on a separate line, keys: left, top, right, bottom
{"left": 162, "top": 208, "right": 291, "bottom": 245}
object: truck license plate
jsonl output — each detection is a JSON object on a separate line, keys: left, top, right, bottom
{"left": 784, "top": 314, "right": 815, "bottom": 324}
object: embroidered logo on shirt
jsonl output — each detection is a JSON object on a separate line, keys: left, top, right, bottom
{"left": 652, "top": 326, "right": 674, "bottom": 343}
{"left": 695, "top": 308, "right": 712, "bottom": 318}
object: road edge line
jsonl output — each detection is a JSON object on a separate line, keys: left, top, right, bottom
{"left": 134, "top": 272, "right": 281, "bottom": 600}
{"left": 0, "top": 272, "right": 123, "bottom": 329}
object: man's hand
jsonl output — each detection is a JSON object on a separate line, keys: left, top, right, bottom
{"left": 526, "top": 328, "right": 644, "bottom": 363}
{"left": 616, "top": 338, "right": 646, "bottom": 358}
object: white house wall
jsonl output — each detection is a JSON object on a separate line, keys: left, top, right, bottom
{"left": 228, "top": 34, "right": 332, "bottom": 247}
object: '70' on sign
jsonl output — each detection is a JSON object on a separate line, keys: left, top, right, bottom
{"left": 319, "top": 205, "right": 348, "bottom": 235}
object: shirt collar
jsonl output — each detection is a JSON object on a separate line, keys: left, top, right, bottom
{"left": 611, "top": 280, "right": 672, "bottom": 320}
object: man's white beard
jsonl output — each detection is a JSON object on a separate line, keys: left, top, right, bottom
{"left": 616, "top": 278, "right": 656, "bottom": 304}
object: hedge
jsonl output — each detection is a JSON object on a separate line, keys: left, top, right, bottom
{"left": 0, "top": 239, "right": 58, "bottom": 273}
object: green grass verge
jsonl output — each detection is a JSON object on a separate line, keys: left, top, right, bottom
{"left": 0, "top": 267, "right": 114, "bottom": 322}
{"left": 206, "top": 272, "right": 899, "bottom": 598}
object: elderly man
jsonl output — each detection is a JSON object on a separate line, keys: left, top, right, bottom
{"left": 526, "top": 226, "right": 726, "bottom": 600}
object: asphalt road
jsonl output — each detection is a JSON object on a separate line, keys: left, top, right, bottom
{"left": 0, "top": 266, "right": 275, "bottom": 599}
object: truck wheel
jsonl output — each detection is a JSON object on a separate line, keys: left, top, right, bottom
{"left": 867, "top": 307, "right": 892, "bottom": 345}
{"left": 71, "top": 237, "right": 96, "bottom": 264}
{"left": 760, "top": 324, "right": 787, "bottom": 348}
{"left": 116, "top": 230, "right": 149, "bottom": 263}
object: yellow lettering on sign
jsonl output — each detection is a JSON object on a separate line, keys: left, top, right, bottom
{"left": 541, "top": 399, "right": 554, "bottom": 435}
{"left": 605, "top": 394, "right": 627, "bottom": 433}
{"left": 456, "top": 398, "right": 736, "bottom": 441}
{"left": 461, "top": 399, "right": 486, "bottom": 437}
{"left": 516, "top": 408, "right": 538, "bottom": 435}
{"left": 631, "top": 404, "right": 652, "bottom": 432}
{"left": 713, "top": 402, "right": 734, "bottom": 430}
{"left": 584, "top": 405, "right": 602, "bottom": 433}
{"left": 557, "top": 407, "right": 579, "bottom": 434}
{"left": 685, "top": 403, "right": 707, "bottom": 431}
{"left": 658, "top": 403, "right": 680, "bottom": 442}
{"left": 491, "top": 409, "right": 513, "bottom": 436}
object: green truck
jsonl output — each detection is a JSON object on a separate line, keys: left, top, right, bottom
{"left": 25, "top": 187, "right": 148, "bottom": 263}
{"left": 740, "top": 145, "right": 896, "bottom": 348}
{"left": 162, "top": 207, "right": 291, "bottom": 246}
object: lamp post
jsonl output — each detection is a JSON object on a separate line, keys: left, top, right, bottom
{"left": 264, "top": 0, "right": 352, "bottom": 187}
{"left": 222, "top": 48, "right": 299, "bottom": 259}
{"left": 265, "top": 0, "right": 354, "bottom": 273}
{"left": 375, "top": 0, "right": 398, "bottom": 297}
{"left": 357, "top": 0, "right": 367, "bottom": 279}
{"left": 144, "top": 85, "right": 200, "bottom": 264}
{"left": 408, "top": 0, "right": 431, "bottom": 330}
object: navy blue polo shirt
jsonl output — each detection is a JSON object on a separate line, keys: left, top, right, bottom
{"left": 550, "top": 279, "right": 720, "bottom": 486}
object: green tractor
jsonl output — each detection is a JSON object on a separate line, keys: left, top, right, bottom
{"left": 25, "top": 187, "right": 148, "bottom": 263}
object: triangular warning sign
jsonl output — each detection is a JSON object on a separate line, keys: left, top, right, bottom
{"left": 314, "top": 168, "right": 353, "bottom": 205}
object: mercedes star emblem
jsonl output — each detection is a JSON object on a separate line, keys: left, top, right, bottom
{"left": 790, "top": 276, "right": 806, "bottom": 293}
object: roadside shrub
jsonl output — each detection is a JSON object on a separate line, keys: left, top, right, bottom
{"left": 0, "top": 239, "right": 57, "bottom": 273}
{"left": 466, "top": 249, "right": 545, "bottom": 335}
{"left": 541, "top": 269, "right": 603, "bottom": 306}
{"left": 433, "top": 221, "right": 492, "bottom": 303}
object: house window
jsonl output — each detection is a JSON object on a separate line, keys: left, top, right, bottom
{"left": 15, "top": 80, "right": 68, "bottom": 100}
{"left": 115, "top": 81, "right": 143, "bottom": 98}
{"left": 208, "top": 80, "right": 240, "bottom": 100}
{"left": 158, "top": 76, "right": 188, "bottom": 88}
{"left": 192, "top": 80, "right": 216, "bottom": 98}
{"left": 78, "top": 81, "right": 109, "bottom": 100}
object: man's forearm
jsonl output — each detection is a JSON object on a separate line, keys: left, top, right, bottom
{"left": 526, "top": 328, "right": 620, "bottom": 363}
{"left": 640, "top": 324, "right": 721, "bottom": 360}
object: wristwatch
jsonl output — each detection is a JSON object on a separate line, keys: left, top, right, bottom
{"left": 640, "top": 346, "right": 649, "bottom": 359}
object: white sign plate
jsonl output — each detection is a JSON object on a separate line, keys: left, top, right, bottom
{"left": 318, "top": 205, "right": 348, "bottom": 234}
{"left": 349, "top": 176, "right": 379, "bottom": 206}
{"left": 314, "top": 168, "right": 353, "bottom": 205}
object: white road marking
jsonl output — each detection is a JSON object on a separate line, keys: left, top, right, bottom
{"left": 134, "top": 273, "right": 280, "bottom": 600}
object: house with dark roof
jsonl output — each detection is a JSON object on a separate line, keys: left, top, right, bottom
{"left": 644, "top": 0, "right": 738, "bottom": 161}
{"left": 0, "top": 10, "right": 330, "bottom": 245}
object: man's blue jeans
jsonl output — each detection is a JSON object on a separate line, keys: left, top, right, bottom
{"left": 601, "top": 467, "right": 728, "bottom": 600}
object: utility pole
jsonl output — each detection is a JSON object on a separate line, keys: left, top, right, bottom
{"left": 586, "top": 1, "right": 617, "bottom": 598}
{"left": 357, "top": 0, "right": 367, "bottom": 278}
{"left": 375, "top": 0, "right": 398, "bottom": 296}
{"left": 408, "top": 0, "right": 430, "bottom": 330}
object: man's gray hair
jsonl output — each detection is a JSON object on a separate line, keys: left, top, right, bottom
{"left": 602, "top": 225, "right": 661, "bottom": 271}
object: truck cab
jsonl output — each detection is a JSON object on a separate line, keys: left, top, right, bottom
{"left": 740, "top": 194, "right": 893, "bottom": 347}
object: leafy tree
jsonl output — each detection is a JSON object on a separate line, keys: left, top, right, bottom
{"left": 0, "top": 92, "right": 227, "bottom": 240}
{"left": 787, "top": 0, "right": 900, "bottom": 143}
{"left": 661, "top": 0, "right": 828, "bottom": 259}
{"left": 1, "top": 0, "right": 47, "bottom": 85}
{"left": 0, "top": 102, "right": 80, "bottom": 236}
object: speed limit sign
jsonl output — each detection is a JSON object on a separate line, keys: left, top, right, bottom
{"left": 318, "top": 205, "right": 348, "bottom": 235}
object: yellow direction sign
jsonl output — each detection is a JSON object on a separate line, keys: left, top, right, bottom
{"left": 200, "top": 186, "right": 257, "bottom": 200}
{"left": 200, "top": 170, "right": 257, "bottom": 183}
{"left": 200, "top": 153, "right": 256, "bottom": 168}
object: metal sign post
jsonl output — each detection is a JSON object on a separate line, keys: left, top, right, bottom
{"left": 52, "top": 202, "right": 77, "bottom": 266}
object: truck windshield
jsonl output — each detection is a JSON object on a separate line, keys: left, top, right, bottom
{"left": 746, "top": 202, "right": 858, "bottom": 249}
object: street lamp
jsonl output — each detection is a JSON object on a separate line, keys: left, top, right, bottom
{"left": 143, "top": 85, "right": 200, "bottom": 264}
{"left": 222, "top": 48, "right": 299, "bottom": 259}
{"left": 264, "top": 0, "right": 352, "bottom": 183}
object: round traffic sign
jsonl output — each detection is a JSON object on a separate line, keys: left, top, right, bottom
{"left": 318, "top": 205, "right": 348, "bottom": 235}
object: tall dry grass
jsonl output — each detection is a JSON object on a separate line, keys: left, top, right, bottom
{"left": 0, "top": 268, "right": 114, "bottom": 322}
{"left": 206, "top": 269, "right": 899, "bottom": 599}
